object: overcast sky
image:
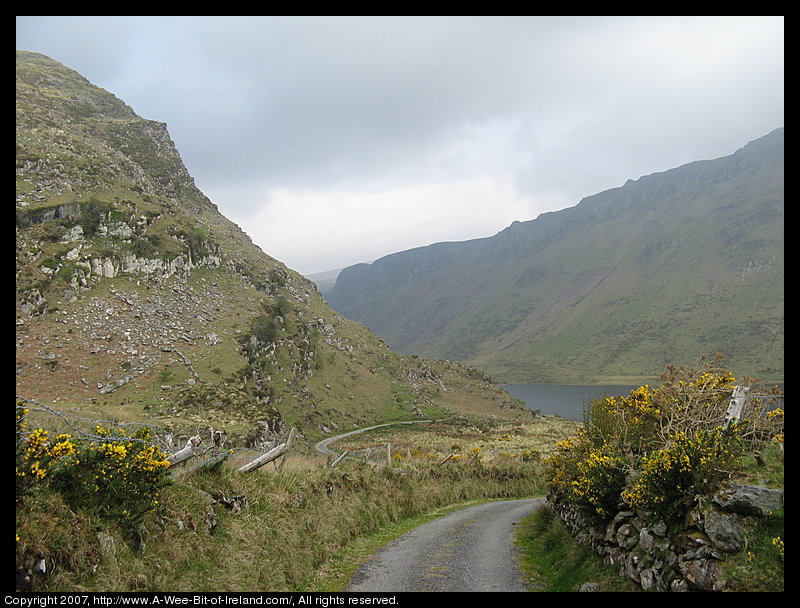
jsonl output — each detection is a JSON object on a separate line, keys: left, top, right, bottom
{"left": 16, "top": 16, "right": 784, "bottom": 275}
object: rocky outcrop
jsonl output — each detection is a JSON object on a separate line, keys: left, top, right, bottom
{"left": 550, "top": 483, "right": 783, "bottom": 591}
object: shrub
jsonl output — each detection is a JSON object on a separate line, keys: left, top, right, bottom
{"left": 48, "top": 425, "right": 172, "bottom": 524}
{"left": 545, "top": 432, "right": 625, "bottom": 523}
{"left": 546, "top": 357, "right": 783, "bottom": 527}
{"left": 582, "top": 384, "right": 661, "bottom": 457}
{"left": 16, "top": 407, "right": 50, "bottom": 502}
{"left": 16, "top": 409, "right": 171, "bottom": 528}
{"left": 621, "top": 426, "right": 743, "bottom": 524}
{"left": 252, "top": 315, "right": 279, "bottom": 345}
{"left": 570, "top": 444, "right": 627, "bottom": 520}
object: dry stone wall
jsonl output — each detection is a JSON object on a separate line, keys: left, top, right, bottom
{"left": 550, "top": 482, "right": 783, "bottom": 591}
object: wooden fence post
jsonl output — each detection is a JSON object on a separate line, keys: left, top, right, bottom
{"left": 330, "top": 450, "right": 349, "bottom": 467}
{"left": 725, "top": 386, "right": 749, "bottom": 427}
{"left": 167, "top": 435, "right": 202, "bottom": 466}
{"left": 236, "top": 428, "right": 297, "bottom": 474}
{"left": 437, "top": 454, "right": 455, "bottom": 467}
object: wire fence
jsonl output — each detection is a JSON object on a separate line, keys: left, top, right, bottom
{"left": 15, "top": 395, "right": 272, "bottom": 474}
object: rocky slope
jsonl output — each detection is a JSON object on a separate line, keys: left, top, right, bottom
{"left": 15, "top": 50, "right": 531, "bottom": 443}
{"left": 328, "top": 129, "right": 784, "bottom": 384}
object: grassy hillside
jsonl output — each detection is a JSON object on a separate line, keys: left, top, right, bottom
{"left": 328, "top": 129, "right": 784, "bottom": 384}
{"left": 15, "top": 50, "right": 532, "bottom": 446}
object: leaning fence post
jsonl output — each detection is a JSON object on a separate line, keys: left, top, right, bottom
{"left": 167, "top": 435, "right": 202, "bottom": 467}
{"left": 437, "top": 454, "right": 455, "bottom": 467}
{"left": 236, "top": 428, "right": 297, "bottom": 473}
{"left": 330, "top": 450, "right": 349, "bottom": 467}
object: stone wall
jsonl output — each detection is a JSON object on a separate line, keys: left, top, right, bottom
{"left": 550, "top": 482, "right": 783, "bottom": 591}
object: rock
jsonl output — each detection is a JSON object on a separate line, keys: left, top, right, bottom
{"left": 639, "top": 568, "right": 659, "bottom": 591}
{"left": 97, "top": 531, "right": 116, "bottom": 556}
{"left": 638, "top": 527, "right": 656, "bottom": 551}
{"left": 604, "top": 510, "right": 634, "bottom": 542}
{"left": 713, "top": 483, "right": 783, "bottom": 517}
{"left": 670, "top": 578, "right": 690, "bottom": 592}
{"left": 703, "top": 509, "right": 743, "bottom": 552}
{"left": 578, "top": 582, "right": 600, "bottom": 592}
{"left": 616, "top": 523, "right": 639, "bottom": 550}
{"left": 679, "top": 558, "right": 721, "bottom": 591}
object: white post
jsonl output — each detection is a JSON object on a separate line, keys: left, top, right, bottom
{"left": 724, "top": 386, "right": 749, "bottom": 427}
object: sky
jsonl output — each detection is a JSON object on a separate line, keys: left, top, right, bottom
{"left": 16, "top": 16, "right": 784, "bottom": 275}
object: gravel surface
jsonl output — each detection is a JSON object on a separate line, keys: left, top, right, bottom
{"left": 346, "top": 497, "right": 545, "bottom": 592}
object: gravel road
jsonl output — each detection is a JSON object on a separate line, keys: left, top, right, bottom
{"left": 314, "top": 420, "right": 437, "bottom": 456}
{"left": 345, "top": 497, "right": 545, "bottom": 592}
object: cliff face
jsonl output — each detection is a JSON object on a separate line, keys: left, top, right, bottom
{"left": 328, "top": 128, "right": 784, "bottom": 384}
{"left": 16, "top": 51, "right": 531, "bottom": 441}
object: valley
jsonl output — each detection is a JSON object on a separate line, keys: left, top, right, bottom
{"left": 15, "top": 49, "right": 783, "bottom": 594}
{"left": 327, "top": 129, "right": 784, "bottom": 386}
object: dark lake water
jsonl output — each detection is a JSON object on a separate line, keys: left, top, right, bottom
{"left": 503, "top": 382, "right": 785, "bottom": 422}
{"left": 501, "top": 384, "right": 643, "bottom": 422}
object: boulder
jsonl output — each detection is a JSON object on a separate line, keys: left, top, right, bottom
{"left": 713, "top": 483, "right": 783, "bottom": 517}
{"left": 703, "top": 509, "right": 743, "bottom": 552}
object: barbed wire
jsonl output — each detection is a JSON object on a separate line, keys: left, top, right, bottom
{"left": 15, "top": 395, "right": 270, "bottom": 471}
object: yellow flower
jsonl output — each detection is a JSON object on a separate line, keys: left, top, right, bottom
{"left": 30, "top": 461, "right": 47, "bottom": 479}
{"left": 47, "top": 434, "right": 76, "bottom": 458}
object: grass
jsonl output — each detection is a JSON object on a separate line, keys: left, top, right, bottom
{"left": 719, "top": 506, "right": 784, "bottom": 592}
{"left": 512, "top": 465, "right": 784, "bottom": 593}
{"left": 330, "top": 418, "right": 581, "bottom": 463}
{"left": 512, "top": 408, "right": 785, "bottom": 593}
{"left": 16, "top": 421, "right": 554, "bottom": 592}
{"left": 513, "top": 504, "right": 642, "bottom": 592}
{"left": 16, "top": 415, "right": 783, "bottom": 592}
{"left": 717, "top": 442, "right": 784, "bottom": 591}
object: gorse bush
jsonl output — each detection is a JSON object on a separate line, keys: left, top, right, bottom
{"left": 545, "top": 357, "right": 783, "bottom": 526}
{"left": 16, "top": 404, "right": 172, "bottom": 528}
{"left": 581, "top": 384, "right": 661, "bottom": 459}
{"left": 621, "top": 427, "right": 744, "bottom": 523}
{"left": 569, "top": 444, "right": 627, "bottom": 520}
{"left": 49, "top": 425, "right": 172, "bottom": 524}
{"left": 547, "top": 433, "right": 624, "bottom": 520}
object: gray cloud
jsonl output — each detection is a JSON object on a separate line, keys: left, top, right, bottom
{"left": 16, "top": 16, "right": 784, "bottom": 273}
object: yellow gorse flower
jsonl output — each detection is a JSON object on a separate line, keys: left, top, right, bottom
{"left": 24, "top": 428, "right": 48, "bottom": 459}
{"left": 29, "top": 461, "right": 47, "bottom": 479}
{"left": 47, "top": 434, "right": 75, "bottom": 458}
{"left": 101, "top": 442, "right": 128, "bottom": 460}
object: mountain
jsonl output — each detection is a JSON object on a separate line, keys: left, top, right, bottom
{"left": 327, "top": 128, "right": 784, "bottom": 384}
{"left": 305, "top": 268, "right": 344, "bottom": 295}
{"left": 15, "top": 51, "right": 532, "bottom": 443}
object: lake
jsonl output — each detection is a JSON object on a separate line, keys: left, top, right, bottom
{"left": 503, "top": 382, "right": 785, "bottom": 421}
{"left": 501, "top": 384, "right": 643, "bottom": 422}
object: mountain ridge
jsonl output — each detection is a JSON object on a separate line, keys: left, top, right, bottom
{"left": 15, "top": 50, "right": 533, "bottom": 442}
{"left": 327, "top": 128, "right": 784, "bottom": 384}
